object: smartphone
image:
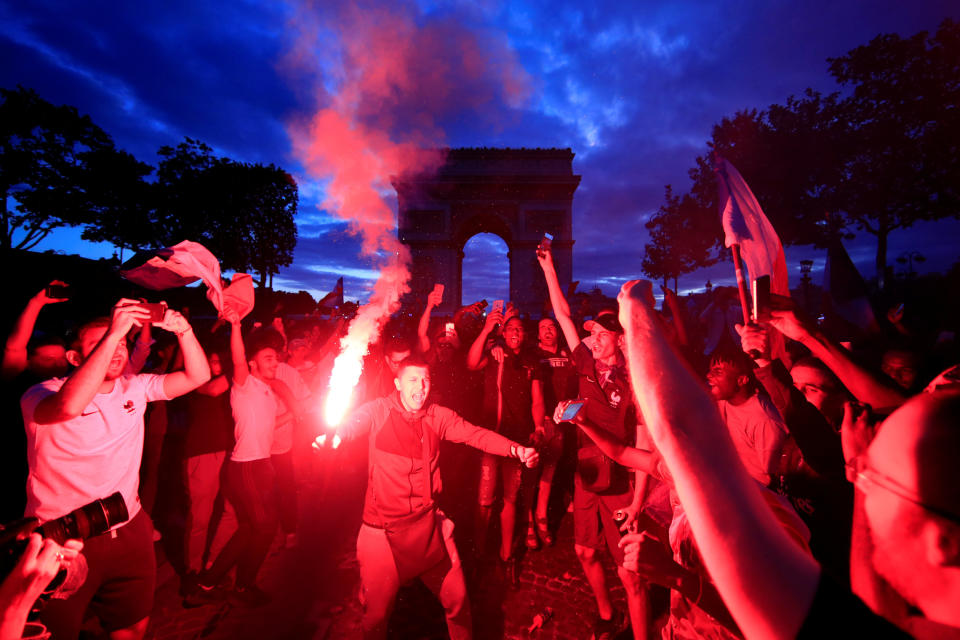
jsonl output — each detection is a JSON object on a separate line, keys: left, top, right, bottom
{"left": 492, "top": 300, "right": 504, "bottom": 314}
{"left": 538, "top": 232, "right": 553, "bottom": 253}
{"left": 141, "top": 302, "right": 167, "bottom": 323}
{"left": 752, "top": 275, "right": 771, "bottom": 323}
{"left": 433, "top": 283, "right": 444, "bottom": 298}
{"left": 559, "top": 400, "right": 585, "bottom": 422}
{"left": 45, "top": 284, "right": 69, "bottom": 299}
{"left": 445, "top": 322, "right": 455, "bottom": 334}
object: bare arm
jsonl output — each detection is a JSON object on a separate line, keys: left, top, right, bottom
{"left": 33, "top": 300, "right": 150, "bottom": 424}
{"left": 618, "top": 280, "right": 819, "bottom": 640}
{"left": 560, "top": 403, "right": 661, "bottom": 478}
{"left": 157, "top": 310, "right": 210, "bottom": 399}
{"left": 531, "top": 379, "right": 547, "bottom": 439}
{"left": 417, "top": 289, "right": 443, "bottom": 353}
{"left": 536, "top": 247, "right": 580, "bottom": 351}
{"left": 2, "top": 285, "right": 67, "bottom": 380}
{"left": 228, "top": 314, "right": 249, "bottom": 386}
{"left": 466, "top": 310, "right": 502, "bottom": 371}
{"left": 197, "top": 374, "right": 230, "bottom": 397}
{"left": 768, "top": 295, "right": 905, "bottom": 412}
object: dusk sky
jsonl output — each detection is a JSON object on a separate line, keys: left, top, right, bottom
{"left": 3, "top": 0, "right": 958, "bottom": 305}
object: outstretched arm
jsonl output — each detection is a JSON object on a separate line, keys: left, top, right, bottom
{"left": 767, "top": 295, "right": 905, "bottom": 413}
{"left": 618, "top": 280, "right": 819, "bottom": 640}
{"left": 557, "top": 400, "right": 661, "bottom": 478}
{"left": 536, "top": 246, "right": 580, "bottom": 351}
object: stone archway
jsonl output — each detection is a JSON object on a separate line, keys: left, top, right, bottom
{"left": 393, "top": 148, "right": 580, "bottom": 315}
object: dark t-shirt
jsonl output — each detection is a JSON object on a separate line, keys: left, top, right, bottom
{"left": 182, "top": 389, "right": 235, "bottom": 458}
{"left": 572, "top": 343, "right": 636, "bottom": 447}
{"left": 482, "top": 348, "right": 543, "bottom": 443}
{"left": 536, "top": 346, "right": 577, "bottom": 416}
{"left": 797, "top": 572, "right": 913, "bottom": 639}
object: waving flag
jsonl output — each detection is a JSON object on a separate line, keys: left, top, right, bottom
{"left": 318, "top": 277, "right": 344, "bottom": 308}
{"left": 716, "top": 157, "right": 789, "bottom": 298}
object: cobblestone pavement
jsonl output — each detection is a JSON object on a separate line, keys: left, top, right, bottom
{"left": 140, "top": 449, "right": 650, "bottom": 640}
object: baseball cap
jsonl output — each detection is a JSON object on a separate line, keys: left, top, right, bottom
{"left": 583, "top": 314, "right": 622, "bottom": 334}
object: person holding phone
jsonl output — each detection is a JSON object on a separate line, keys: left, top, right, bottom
{"left": 19, "top": 299, "right": 210, "bottom": 640}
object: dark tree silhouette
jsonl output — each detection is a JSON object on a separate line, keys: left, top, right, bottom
{"left": 0, "top": 86, "right": 149, "bottom": 251}
{"left": 657, "top": 19, "right": 960, "bottom": 290}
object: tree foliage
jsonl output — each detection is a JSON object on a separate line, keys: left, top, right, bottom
{"left": 0, "top": 86, "right": 150, "bottom": 251}
{"left": 641, "top": 186, "right": 718, "bottom": 289}
{"left": 153, "top": 139, "right": 298, "bottom": 286}
{"left": 649, "top": 19, "right": 960, "bottom": 289}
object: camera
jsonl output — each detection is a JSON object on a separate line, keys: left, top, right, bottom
{"left": 0, "top": 493, "right": 128, "bottom": 582}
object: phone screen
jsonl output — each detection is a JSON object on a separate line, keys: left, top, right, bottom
{"left": 493, "top": 300, "right": 504, "bottom": 314}
{"left": 560, "top": 401, "right": 585, "bottom": 421}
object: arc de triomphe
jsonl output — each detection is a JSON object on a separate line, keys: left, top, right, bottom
{"left": 393, "top": 148, "right": 581, "bottom": 315}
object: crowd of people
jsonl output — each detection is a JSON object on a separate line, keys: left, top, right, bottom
{"left": 1, "top": 240, "right": 958, "bottom": 640}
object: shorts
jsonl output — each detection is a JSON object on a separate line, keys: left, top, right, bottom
{"left": 478, "top": 453, "right": 523, "bottom": 506}
{"left": 41, "top": 509, "right": 156, "bottom": 639}
{"left": 573, "top": 471, "right": 632, "bottom": 565}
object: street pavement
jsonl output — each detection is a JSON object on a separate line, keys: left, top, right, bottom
{"left": 138, "top": 445, "right": 654, "bottom": 640}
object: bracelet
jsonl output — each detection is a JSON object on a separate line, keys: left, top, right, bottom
{"left": 510, "top": 444, "right": 518, "bottom": 459}
{"left": 174, "top": 326, "right": 193, "bottom": 338}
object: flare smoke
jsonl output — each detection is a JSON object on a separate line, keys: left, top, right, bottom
{"left": 285, "top": 0, "right": 531, "bottom": 424}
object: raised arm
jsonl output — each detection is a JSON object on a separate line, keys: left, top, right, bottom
{"left": 33, "top": 300, "right": 150, "bottom": 424}
{"left": 155, "top": 309, "right": 210, "bottom": 398}
{"left": 767, "top": 295, "right": 905, "bottom": 413}
{"left": 227, "top": 312, "right": 249, "bottom": 386}
{"left": 618, "top": 280, "right": 819, "bottom": 640}
{"left": 466, "top": 308, "right": 503, "bottom": 371}
{"left": 2, "top": 283, "right": 68, "bottom": 380}
{"left": 417, "top": 288, "right": 443, "bottom": 353}
{"left": 536, "top": 246, "right": 580, "bottom": 351}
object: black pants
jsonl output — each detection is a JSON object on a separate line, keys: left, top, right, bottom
{"left": 206, "top": 458, "right": 277, "bottom": 588}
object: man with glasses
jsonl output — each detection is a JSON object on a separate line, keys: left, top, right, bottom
{"left": 617, "top": 279, "right": 959, "bottom": 639}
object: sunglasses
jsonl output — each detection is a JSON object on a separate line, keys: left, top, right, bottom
{"left": 846, "top": 455, "right": 960, "bottom": 524}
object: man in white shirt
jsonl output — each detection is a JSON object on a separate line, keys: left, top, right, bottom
{"left": 195, "top": 312, "right": 288, "bottom": 607}
{"left": 21, "top": 299, "right": 210, "bottom": 640}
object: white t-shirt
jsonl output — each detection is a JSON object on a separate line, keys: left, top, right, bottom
{"left": 230, "top": 375, "right": 277, "bottom": 462}
{"left": 20, "top": 374, "right": 169, "bottom": 523}
{"left": 271, "top": 363, "right": 311, "bottom": 455}
{"left": 717, "top": 392, "right": 789, "bottom": 485}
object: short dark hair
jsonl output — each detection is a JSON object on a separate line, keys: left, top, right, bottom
{"left": 245, "top": 329, "right": 279, "bottom": 360}
{"left": 709, "top": 345, "right": 754, "bottom": 378}
{"left": 395, "top": 353, "right": 431, "bottom": 377}
{"left": 28, "top": 333, "right": 66, "bottom": 356}
{"left": 68, "top": 317, "right": 111, "bottom": 352}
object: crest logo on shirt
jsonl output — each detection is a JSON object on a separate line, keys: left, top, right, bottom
{"left": 123, "top": 400, "right": 135, "bottom": 414}
{"left": 608, "top": 389, "right": 621, "bottom": 408}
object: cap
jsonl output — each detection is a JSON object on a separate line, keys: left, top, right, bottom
{"left": 583, "top": 314, "right": 622, "bottom": 334}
